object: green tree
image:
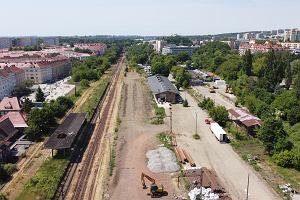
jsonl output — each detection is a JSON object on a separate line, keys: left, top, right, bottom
{"left": 242, "top": 49, "right": 253, "bottom": 76}
{"left": 25, "top": 124, "right": 40, "bottom": 140}
{"left": 23, "top": 98, "right": 34, "bottom": 113}
{"left": 257, "top": 117, "right": 288, "bottom": 154}
{"left": 26, "top": 108, "right": 56, "bottom": 139}
{"left": 273, "top": 150, "right": 294, "bottom": 168}
{"left": 176, "top": 52, "right": 190, "bottom": 63}
{"left": 35, "top": 87, "right": 45, "bottom": 102}
{"left": 208, "top": 106, "right": 229, "bottom": 126}
{"left": 285, "top": 63, "right": 292, "bottom": 90}
{"left": 80, "top": 79, "right": 90, "bottom": 88}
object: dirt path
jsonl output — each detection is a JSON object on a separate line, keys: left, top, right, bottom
{"left": 108, "top": 72, "right": 179, "bottom": 200}
{"left": 169, "top": 90, "right": 280, "bottom": 200}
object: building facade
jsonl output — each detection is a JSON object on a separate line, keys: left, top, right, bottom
{"left": 162, "top": 45, "right": 194, "bottom": 56}
{"left": 0, "top": 68, "right": 16, "bottom": 100}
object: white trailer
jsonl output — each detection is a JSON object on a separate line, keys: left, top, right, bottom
{"left": 210, "top": 122, "right": 227, "bottom": 142}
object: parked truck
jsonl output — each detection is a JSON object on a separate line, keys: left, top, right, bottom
{"left": 210, "top": 122, "right": 227, "bottom": 142}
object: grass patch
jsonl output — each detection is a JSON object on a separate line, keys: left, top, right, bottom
{"left": 109, "top": 117, "right": 121, "bottom": 176}
{"left": 157, "top": 132, "right": 173, "bottom": 150}
{"left": 151, "top": 103, "right": 166, "bottom": 125}
{"left": 79, "top": 78, "right": 110, "bottom": 119}
{"left": 16, "top": 155, "right": 69, "bottom": 200}
{"left": 192, "top": 133, "right": 200, "bottom": 140}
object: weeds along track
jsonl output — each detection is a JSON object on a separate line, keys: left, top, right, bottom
{"left": 53, "top": 55, "right": 125, "bottom": 200}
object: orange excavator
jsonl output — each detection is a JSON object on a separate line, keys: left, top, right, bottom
{"left": 141, "top": 172, "right": 167, "bottom": 198}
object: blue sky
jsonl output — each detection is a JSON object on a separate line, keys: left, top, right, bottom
{"left": 1, "top": 0, "right": 299, "bottom": 36}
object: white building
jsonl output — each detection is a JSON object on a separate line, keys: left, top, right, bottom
{"left": 243, "top": 33, "right": 250, "bottom": 40}
{"left": 236, "top": 34, "right": 242, "bottom": 40}
{"left": 0, "top": 68, "right": 16, "bottom": 100}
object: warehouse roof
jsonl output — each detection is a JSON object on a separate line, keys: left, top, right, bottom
{"left": 147, "top": 75, "right": 179, "bottom": 95}
{"left": 44, "top": 113, "right": 87, "bottom": 150}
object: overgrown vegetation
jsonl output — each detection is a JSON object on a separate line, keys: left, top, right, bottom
{"left": 16, "top": 155, "right": 69, "bottom": 200}
{"left": 157, "top": 132, "right": 173, "bottom": 150}
{"left": 71, "top": 46, "right": 121, "bottom": 82}
{"left": 78, "top": 78, "right": 110, "bottom": 119}
{"left": 151, "top": 103, "right": 166, "bottom": 125}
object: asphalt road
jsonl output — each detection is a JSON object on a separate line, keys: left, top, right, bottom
{"left": 168, "top": 90, "right": 280, "bottom": 200}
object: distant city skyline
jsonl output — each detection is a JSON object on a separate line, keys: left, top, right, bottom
{"left": 1, "top": 0, "right": 299, "bottom": 36}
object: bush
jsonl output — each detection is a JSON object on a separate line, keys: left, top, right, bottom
{"left": 3, "top": 164, "right": 17, "bottom": 175}
{"left": 183, "top": 99, "right": 188, "bottom": 107}
{"left": 198, "top": 97, "right": 215, "bottom": 110}
{"left": 273, "top": 150, "right": 294, "bottom": 168}
{"left": 209, "top": 105, "right": 229, "bottom": 126}
{"left": 193, "top": 133, "right": 200, "bottom": 140}
{"left": 80, "top": 79, "right": 90, "bottom": 88}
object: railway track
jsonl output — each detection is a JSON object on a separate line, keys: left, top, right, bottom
{"left": 53, "top": 55, "right": 125, "bottom": 200}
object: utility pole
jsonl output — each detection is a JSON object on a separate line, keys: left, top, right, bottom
{"left": 195, "top": 112, "right": 198, "bottom": 135}
{"left": 169, "top": 106, "right": 172, "bottom": 134}
{"left": 246, "top": 174, "right": 250, "bottom": 200}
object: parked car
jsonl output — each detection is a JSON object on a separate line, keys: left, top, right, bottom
{"left": 176, "top": 96, "right": 183, "bottom": 104}
{"left": 205, "top": 118, "right": 211, "bottom": 124}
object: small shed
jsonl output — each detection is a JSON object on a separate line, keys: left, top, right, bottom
{"left": 228, "top": 108, "right": 261, "bottom": 135}
{"left": 44, "top": 113, "right": 87, "bottom": 156}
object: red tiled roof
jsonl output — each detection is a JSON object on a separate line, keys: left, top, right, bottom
{"left": 0, "top": 111, "right": 28, "bottom": 128}
{"left": 228, "top": 108, "right": 262, "bottom": 127}
{"left": 8, "top": 65, "right": 25, "bottom": 74}
{"left": 0, "top": 97, "right": 21, "bottom": 111}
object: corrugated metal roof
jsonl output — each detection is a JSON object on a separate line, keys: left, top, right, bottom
{"left": 44, "top": 113, "right": 87, "bottom": 150}
{"left": 147, "top": 75, "right": 179, "bottom": 95}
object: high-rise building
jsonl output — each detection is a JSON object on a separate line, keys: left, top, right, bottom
{"left": 0, "top": 38, "right": 12, "bottom": 49}
{"left": 236, "top": 34, "right": 242, "bottom": 40}
{"left": 284, "top": 28, "right": 300, "bottom": 42}
{"left": 243, "top": 33, "right": 250, "bottom": 40}
{"left": 255, "top": 33, "right": 264, "bottom": 39}
{"left": 271, "top": 30, "right": 278, "bottom": 35}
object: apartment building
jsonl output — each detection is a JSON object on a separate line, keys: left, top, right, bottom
{"left": 0, "top": 68, "right": 16, "bottom": 100}
{"left": 284, "top": 29, "right": 300, "bottom": 42}
{"left": 239, "top": 42, "right": 284, "bottom": 55}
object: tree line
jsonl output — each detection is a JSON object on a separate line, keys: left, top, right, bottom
{"left": 192, "top": 41, "right": 300, "bottom": 170}
{"left": 126, "top": 43, "right": 192, "bottom": 89}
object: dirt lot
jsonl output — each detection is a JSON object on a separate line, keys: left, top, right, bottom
{"left": 169, "top": 90, "right": 280, "bottom": 200}
{"left": 109, "top": 72, "right": 181, "bottom": 200}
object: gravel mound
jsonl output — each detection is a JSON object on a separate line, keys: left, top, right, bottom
{"left": 146, "top": 147, "right": 180, "bottom": 173}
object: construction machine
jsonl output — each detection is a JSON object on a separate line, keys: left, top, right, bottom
{"left": 141, "top": 172, "right": 167, "bottom": 198}
{"left": 209, "top": 86, "right": 216, "bottom": 93}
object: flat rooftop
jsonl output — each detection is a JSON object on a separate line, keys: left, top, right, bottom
{"left": 44, "top": 113, "right": 87, "bottom": 150}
